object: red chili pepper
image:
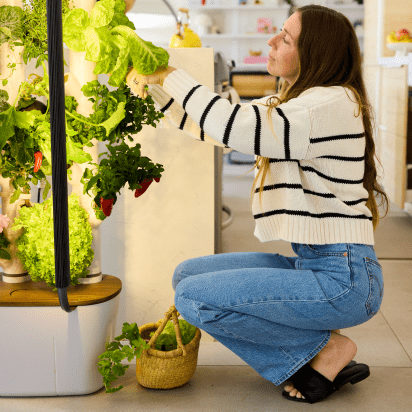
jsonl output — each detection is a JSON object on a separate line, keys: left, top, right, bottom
{"left": 34, "top": 151, "right": 43, "bottom": 172}
{"left": 134, "top": 178, "right": 153, "bottom": 198}
{"left": 134, "top": 177, "right": 161, "bottom": 198}
{"left": 100, "top": 197, "right": 114, "bottom": 217}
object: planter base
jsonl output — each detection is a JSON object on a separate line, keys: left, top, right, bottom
{"left": 1, "top": 272, "right": 31, "bottom": 283}
{"left": 0, "top": 274, "right": 121, "bottom": 396}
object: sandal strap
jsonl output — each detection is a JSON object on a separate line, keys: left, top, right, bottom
{"left": 291, "top": 363, "right": 337, "bottom": 404}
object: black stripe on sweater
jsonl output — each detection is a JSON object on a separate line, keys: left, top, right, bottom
{"left": 252, "top": 105, "right": 261, "bottom": 156}
{"left": 317, "top": 155, "right": 365, "bottom": 161}
{"left": 300, "top": 165, "right": 363, "bottom": 184}
{"left": 160, "top": 98, "right": 174, "bottom": 113}
{"left": 254, "top": 183, "right": 363, "bottom": 199}
{"left": 223, "top": 104, "right": 241, "bottom": 146}
{"left": 310, "top": 132, "right": 365, "bottom": 143}
{"left": 253, "top": 184, "right": 368, "bottom": 208}
{"left": 179, "top": 112, "right": 188, "bottom": 130}
{"left": 262, "top": 156, "right": 364, "bottom": 165}
{"left": 255, "top": 165, "right": 363, "bottom": 187}
{"left": 254, "top": 209, "right": 372, "bottom": 221}
{"left": 182, "top": 85, "right": 202, "bottom": 110}
{"left": 275, "top": 107, "right": 290, "bottom": 159}
{"left": 200, "top": 95, "right": 221, "bottom": 130}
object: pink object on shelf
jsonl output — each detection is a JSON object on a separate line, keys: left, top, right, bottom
{"left": 257, "top": 18, "right": 271, "bottom": 34}
{"left": 243, "top": 56, "right": 268, "bottom": 64}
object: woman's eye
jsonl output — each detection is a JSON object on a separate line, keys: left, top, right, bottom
{"left": 283, "top": 37, "right": 288, "bottom": 43}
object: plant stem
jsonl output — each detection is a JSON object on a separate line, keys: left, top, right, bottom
{"left": 12, "top": 61, "right": 102, "bottom": 129}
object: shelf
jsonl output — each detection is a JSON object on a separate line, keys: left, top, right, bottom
{"left": 201, "top": 34, "right": 273, "bottom": 39}
{"left": 190, "top": 5, "right": 290, "bottom": 11}
{"left": 378, "top": 54, "right": 412, "bottom": 87}
{"left": 234, "top": 63, "right": 269, "bottom": 70}
{"left": 0, "top": 274, "right": 122, "bottom": 307}
{"left": 191, "top": 4, "right": 364, "bottom": 11}
{"left": 200, "top": 33, "right": 363, "bottom": 39}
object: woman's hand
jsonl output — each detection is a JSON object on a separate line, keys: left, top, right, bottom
{"left": 125, "top": 66, "right": 177, "bottom": 99}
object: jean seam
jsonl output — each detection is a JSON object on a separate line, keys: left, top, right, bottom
{"left": 364, "top": 258, "right": 383, "bottom": 316}
{"left": 274, "top": 330, "right": 332, "bottom": 386}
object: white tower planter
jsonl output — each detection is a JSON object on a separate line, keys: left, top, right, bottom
{"left": 0, "top": 0, "right": 126, "bottom": 396}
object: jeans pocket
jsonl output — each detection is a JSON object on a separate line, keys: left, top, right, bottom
{"left": 306, "top": 243, "right": 348, "bottom": 256}
{"left": 364, "top": 257, "right": 384, "bottom": 316}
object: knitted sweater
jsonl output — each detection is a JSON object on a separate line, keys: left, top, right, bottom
{"left": 147, "top": 69, "right": 374, "bottom": 245}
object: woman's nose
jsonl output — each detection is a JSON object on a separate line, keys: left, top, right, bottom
{"left": 268, "top": 35, "right": 276, "bottom": 47}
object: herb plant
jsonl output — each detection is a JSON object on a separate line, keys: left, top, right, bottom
{"left": 0, "top": 0, "right": 167, "bottom": 206}
{"left": 97, "top": 319, "right": 197, "bottom": 393}
{"left": 81, "top": 140, "right": 164, "bottom": 221}
{"left": 0, "top": 0, "right": 74, "bottom": 85}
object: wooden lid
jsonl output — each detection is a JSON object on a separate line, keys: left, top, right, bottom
{"left": 0, "top": 274, "right": 122, "bottom": 307}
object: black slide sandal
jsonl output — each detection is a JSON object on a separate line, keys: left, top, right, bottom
{"left": 333, "top": 362, "right": 370, "bottom": 389}
{"left": 281, "top": 361, "right": 370, "bottom": 404}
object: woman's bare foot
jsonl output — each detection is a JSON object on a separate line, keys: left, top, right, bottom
{"left": 284, "top": 330, "right": 356, "bottom": 400}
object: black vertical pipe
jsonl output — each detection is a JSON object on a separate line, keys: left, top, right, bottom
{"left": 46, "top": 0, "right": 73, "bottom": 312}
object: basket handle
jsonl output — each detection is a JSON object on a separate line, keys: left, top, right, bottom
{"left": 147, "top": 305, "right": 188, "bottom": 356}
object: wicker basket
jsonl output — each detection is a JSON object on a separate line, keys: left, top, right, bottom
{"left": 136, "top": 305, "right": 202, "bottom": 389}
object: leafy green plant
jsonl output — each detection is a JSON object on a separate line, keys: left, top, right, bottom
{"left": 62, "top": 0, "right": 170, "bottom": 87}
{"left": 0, "top": 233, "right": 11, "bottom": 260}
{"left": 11, "top": 192, "right": 94, "bottom": 291}
{"left": 81, "top": 140, "right": 164, "bottom": 220}
{"left": 0, "top": 61, "right": 165, "bottom": 203}
{"left": 0, "top": 0, "right": 167, "bottom": 276}
{"left": 0, "top": 214, "right": 11, "bottom": 260}
{"left": 0, "top": 0, "right": 167, "bottom": 204}
{"left": 149, "top": 319, "right": 197, "bottom": 352}
{"left": 0, "top": 0, "right": 74, "bottom": 85}
{"left": 97, "top": 319, "right": 197, "bottom": 393}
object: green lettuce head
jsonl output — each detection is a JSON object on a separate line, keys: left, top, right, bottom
{"left": 12, "top": 192, "right": 94, "bottom": 291}
{"left": 149, "top": 319, "right": 197, "bottom": 351}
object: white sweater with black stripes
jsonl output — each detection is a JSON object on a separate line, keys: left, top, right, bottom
{"left": 147, "top": 68, "right": 374, "bottom": 246}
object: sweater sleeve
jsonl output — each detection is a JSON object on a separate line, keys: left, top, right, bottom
{"left": 159, "top": 69, "right": 312, "bottom": 160}
{"left": 148, "top": 84, "right": 228, "bottom": 149}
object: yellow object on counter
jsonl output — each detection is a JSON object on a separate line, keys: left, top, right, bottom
{"left": 387, "top": 31, "right": 412, "bottom": 43}
{"left": 169, "top": 8, "right": 202, "bottom": 48}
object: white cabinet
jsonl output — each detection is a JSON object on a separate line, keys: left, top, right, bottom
{"left": 188, "top": 1, "right": 365, "bottom": 71}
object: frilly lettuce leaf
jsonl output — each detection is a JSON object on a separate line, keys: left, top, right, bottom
{"left": 12, "top": 192, "right": 94, "bottom": 291}
{"left": 62, "top": 0, "right": 169, "bottom": 88}
{"left": 149, "top": 320, "right": 197, "bottom": 351}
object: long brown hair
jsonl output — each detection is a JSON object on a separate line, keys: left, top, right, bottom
{"left": 242, "top": 4, "right": 389, "bottom": 232}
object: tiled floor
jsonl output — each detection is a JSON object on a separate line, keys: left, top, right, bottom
{"left": 1, "top": 157, "right": 412, "bottom": 411}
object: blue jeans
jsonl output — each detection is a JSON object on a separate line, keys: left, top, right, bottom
{"left": 173, "top": 243, "right": 383, "bottom": 386}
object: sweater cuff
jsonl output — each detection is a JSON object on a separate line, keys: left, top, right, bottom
{"left": 163, "top": 68, "right": 202, "bottom": 107}
{"left": 148, "top": 84, "right": 172, "bottom": 111}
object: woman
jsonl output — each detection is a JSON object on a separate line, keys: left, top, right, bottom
{"left": 125, "top": 4, "right": 388, "bottom": 404}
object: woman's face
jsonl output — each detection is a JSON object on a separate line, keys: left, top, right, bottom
{"left": 267, "top": 12, "right": 301, "bottom": 86}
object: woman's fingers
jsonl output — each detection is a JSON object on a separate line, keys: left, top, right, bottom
{"left": 126, "top": 69, "right": 147, "bottom": 99}
{"left": 137, "top": 78, "right": 147, "bottom": 99}
{"left": 126, "top": 66, "right": 175, "bottom": 99}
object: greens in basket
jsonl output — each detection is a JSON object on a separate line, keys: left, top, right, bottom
{"left": 149, "top": 319, "right": 197, "bottom": 351}
{"left": 97, "top": 319, "right": 197, "bottom": 393}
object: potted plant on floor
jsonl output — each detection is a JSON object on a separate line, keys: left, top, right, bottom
{"left": 98, "top": 305, "right": 202, "bottom": 393}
